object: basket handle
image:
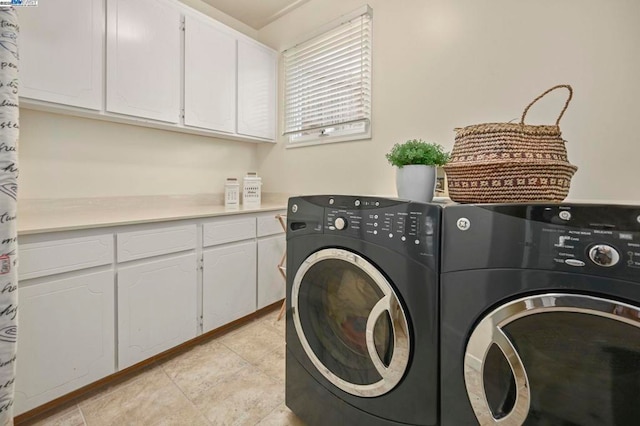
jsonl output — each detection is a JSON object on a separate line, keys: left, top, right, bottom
{"left": 520, "top": 84, "right": 573, "bottom": 126}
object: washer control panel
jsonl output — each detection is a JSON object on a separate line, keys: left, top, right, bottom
{"left": 324, "top": 200, "right": 435, "bottom": 248}
{"left": 289, "top": 195, "right": 440, "bottom": 264}
{"left": 326, "top": 206, "right": 430, "bottom": 247}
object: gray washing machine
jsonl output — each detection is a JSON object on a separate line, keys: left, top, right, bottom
{"left": 285, "top": 195, "right": 441, "bottom": 426}
{"left": 441, "top": 203, "right": 640, "bottom": 425}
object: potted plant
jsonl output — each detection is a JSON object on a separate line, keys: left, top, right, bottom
{"left": 386, "top": 139, "right": 449, "bottom": 202}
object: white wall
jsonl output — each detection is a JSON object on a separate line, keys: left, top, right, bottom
{"left": 19, "top": 110, "right": 258, "bottom": 199}
{"left": 18, "top": 0, "right": 261, "bottom": 200}
{"left": 257, "top": 0, "right": 640, "bottom": 203}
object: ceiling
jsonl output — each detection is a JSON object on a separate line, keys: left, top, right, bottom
{"left": 201, "top": 0, "right": 311, "bottom": 30}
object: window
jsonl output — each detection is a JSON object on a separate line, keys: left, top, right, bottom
{"left": 283, "top": 6, "right": 372, "bottom": 147}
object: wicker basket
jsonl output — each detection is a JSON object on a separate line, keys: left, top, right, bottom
{"left": 444, "top": 85, "right": 578, "bottom": 203}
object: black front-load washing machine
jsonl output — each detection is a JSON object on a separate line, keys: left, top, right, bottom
{"left": 285, "top": 195, "right": 441, "bottom": 426}
{"left": 441, "top": 203, "right": 640, "bottom": 426}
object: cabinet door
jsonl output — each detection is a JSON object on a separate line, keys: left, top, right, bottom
{"left": 257, "top": 235, "right": 286, "bottom": 309}
{"left": 237, "top": 39, "right": 277, "bottom": 140}
{"left": 184, "top": 15, "right": 236, "bottom": 133}
{"left": 118, "top": 254, "right": 197, "bottom": 369}
{"left": 203, "top": 241, "right": 256, "bottom": 333}
{"left": 106, "top": 0, "right": 181, "bottom": 123}
{"left": 18, "top": 0, "right": 103, "bottom": 110}
{"left": 15, "top": 271, "right": 115, "bottom": 415}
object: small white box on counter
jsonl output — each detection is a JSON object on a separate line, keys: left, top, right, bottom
{"left": 225, "top": 178, "right": 240, "bottom": 209}
{"left": 242, "top": 172, "right": 262, "bottom": 208}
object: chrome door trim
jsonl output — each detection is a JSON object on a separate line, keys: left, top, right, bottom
{"left": 365, "top": 294, "right": 410, "bottom": 388}
{"left": 292, "top": 248, "right": 410, "bottom": 397}
{"left": 465, "top": 293, "right": 640, "bottom": 426}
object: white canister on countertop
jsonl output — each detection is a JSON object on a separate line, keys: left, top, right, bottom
{"left": 225, "top": 178, "right": 240, "bottom": 208}
{"left": 243, "top": 172, "right": 262, "bottom": 208}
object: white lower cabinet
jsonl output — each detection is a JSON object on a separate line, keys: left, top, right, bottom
{"left": 257, "top": 235, "right": 286, "bottom": 309}
{"left": 15, "top": 270, "right": 115, "bottom": 415}
{"left": 117, "top": 253, "right": 197, "bottom": 369}
{"left": 15, "top": 209, "right": 286, "bottom": 414}
{"left": 202, "top": 240, "right": 257, "bottom": 333}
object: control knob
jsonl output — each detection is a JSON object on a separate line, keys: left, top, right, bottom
{"left": 588, "top": 244, "right": 620, "bottom": 267}
{"left": 334, "top": 217, "right": 347, "bottom": 230}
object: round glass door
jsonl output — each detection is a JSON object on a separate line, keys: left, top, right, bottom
{"left": 292, "top": 248, "right": 410, "bottom": 397}
{"left": 464, "top": 293, "right": 640, "bottom": 426}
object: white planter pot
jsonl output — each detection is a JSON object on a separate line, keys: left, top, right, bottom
{"left": 396, "top": 165, "right": 437, "bottom": 202}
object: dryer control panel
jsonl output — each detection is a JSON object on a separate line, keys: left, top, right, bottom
{"left": 544, "top": 224, "right": 639, "bottom": 270}
{"left": 288, "top": 195, "right": 441, "bottom": 266}
{"left": 442, "top": 203, "right": 640, "bottom": 282}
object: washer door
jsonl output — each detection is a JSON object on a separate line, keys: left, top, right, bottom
{"left": 292, "top": 248, "right": 410, "bottom": 397}
{"left": 464, "top": 293, "right": 640, "bottom": 426}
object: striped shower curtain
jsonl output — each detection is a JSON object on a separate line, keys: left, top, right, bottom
{"left": 0, "top": 7, "right": 19, "bottom": 425}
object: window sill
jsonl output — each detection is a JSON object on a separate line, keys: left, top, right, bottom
{"left": 286, "top": 130, "right": 371, "bottom": 149}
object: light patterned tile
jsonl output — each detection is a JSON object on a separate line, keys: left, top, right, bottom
{"left": 28, "top": 310, "right": 291, "bottom": 426}
{"left": 79, "top": 367, "right": 209, "bottom": 426}
{"left": 220, "top": 320, "right": 282, "bottom": 365}
{"left": 191, "top": 366, "right": 284, "bottom": 426}
{"left": 161, "top": 340, "right": 249, "bottom": 401}
{"left": 27, "top": 405, "right": 85, "bottom": 426}
{"left": 254, "top": 342, "right": 285, "bottom": 383}
{"left": 75, "top": 363, "right": 157, "bottom": 407}
{"left": 256, "top": 404, "right": 306, "bottom": 426}
{"left": 217, "top": 317, "right": 262, "bottom": 340}
{"left": 259, "top": 308, "right": 286, "bottom": 338}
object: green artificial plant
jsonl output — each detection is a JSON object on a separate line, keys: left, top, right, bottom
{"left": 386, "top": 139, "right": 450, "bottom": 168}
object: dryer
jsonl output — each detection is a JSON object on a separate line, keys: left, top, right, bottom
{"left": 286, "top": 195, "right": 441, "bottom": 426}
{"left": 441, "top": 204, "right": 640, "bottom": 425}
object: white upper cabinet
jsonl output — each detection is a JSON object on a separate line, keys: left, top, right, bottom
{"left": 237, "top": 39, "right": 277, "bottom": 140}
{"left": 106, "top": 0, "right": 181, "bottom": 123}
{"left": 184, "top": 15, "right": 236, "bottom": 133}
{"left": 18, "top": 0, "right": 103, "bottom": 110}
{"left": 18, "top": 0, "right": 277, "bottom": 141}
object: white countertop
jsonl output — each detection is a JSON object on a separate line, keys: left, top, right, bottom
{"left": 17, "top": 194, "right": 289, "bottom": 235}
{"left": 21, "top": 194, "right": 632, "bottom": 236}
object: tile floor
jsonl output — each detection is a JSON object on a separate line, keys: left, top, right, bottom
{"left": 21, "top": 308, "right": 306, "bottom": 426}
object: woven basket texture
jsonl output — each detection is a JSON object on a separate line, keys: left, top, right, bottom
{"left": 444, "top": 85, "right": 578, "bottom": 203}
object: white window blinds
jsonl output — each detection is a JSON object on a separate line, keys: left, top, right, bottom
{"left": 283, "top": 7, "right": 371, "bottom": 144}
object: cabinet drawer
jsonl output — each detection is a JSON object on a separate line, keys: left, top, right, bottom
{"left": 257, "top": 211, "right": 286, "bottom": 237}
{"left": 19, "top": 235, "right": 114, "bottom": 280}
{"left": 203, "top": 216, "right": 256, "bottom": 247}
{"left": 117, "top": 225, "right": 197, "bottom": 262}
